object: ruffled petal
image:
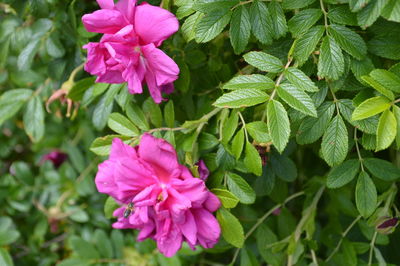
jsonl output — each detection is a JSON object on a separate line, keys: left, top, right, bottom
{"left": 82, "top": 10, "right": 127, "bottom": 34}
{"left": 138, "top": 133, "right": 180, "bottom": 182}
{"left": 178, "top": 211, "right": 197, "bottom": 246}
{"left": 115, "top": 0, "right": 137, "bottom": 23}
{"left": 156, "top": 222, "right": 183, "bottom": 257}
{"left": 192, "top": 208, "right": 220, "bottom": 249}
{"left": 110, "top": 138, "right": 137, "bottom": 160}
{"left": 97, "top": 0, "right": 114, "bottom": 9}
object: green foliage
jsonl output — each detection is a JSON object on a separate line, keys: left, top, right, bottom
{"left": 2, "top": 0, "right": 400, "bottom": 265}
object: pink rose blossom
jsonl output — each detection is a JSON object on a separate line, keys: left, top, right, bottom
{"left": 95, "top": 134, "right": 221, "bottom": 257}
{"left": 82, "top": 0, "right": 179, "bottom": 103}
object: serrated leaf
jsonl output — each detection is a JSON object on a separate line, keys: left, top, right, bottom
{"left": 107, "top": 113, "right": 139, "bottom": 137}
{"left": 349, "top": 0, "right": 370, "bottom": 12}
{"left": 382, "top": 0, "right": 400, "bottom": 22}
{"left": 193, "top": 0, "right": 238, "bottom": 13}
{"left": 296, "top": 102, "right": 335, "bottom": 144}
{"left": 230, "top": 6, "right": 251, "bottom": 54}
{"left": 394, "top": 105, "right": 400, "bottom": 149}
{"left": 328, "top": 5, "right": 358, "bottom": 26}
{"left": 327, "top": 159, "right": 360, "bottom": 188}
{"left": 293, "top": 26, "right": 325, "bottom": 65}
{"left": 328, "top": 24, "right": 367, "bottom": 60}
{"left": 0, "top": 89, "right": 33, "bottom": 126}
{"left": 288, "top": 9, "right": 322, "bottom": 38}
{"left": 267, "top": 100, "right": 290, "bottom": 153}
{"left": 361, "top": 76, "right": 395, "bottom": 100}
{"left": 182, "top": 12, "right": 203, "bottom": 41}
{"left": 318, "top": 36, "right": 344, "bottom": 80}
{"left": 211, "top": 188, "right": 239, "bottom": 209}
{"left": 270, "top": 154, "right": 297, "bottom": 182}
{"left": 284, "top": 67, "right": 319, "bottom": 92}
{"left": 23, "top": 95, "right": 44, "bottom": 142}
{"left": 351, "top": 57, "right": 375, "bottom": 83}
{"left": 269, "top": 1, "right": 288, "bottom": 39}
{"left": 249, "top": 0, "right": 273, "bottom": 44}
{"left": 164, "top": 100, "right": 175, "bottom": 128}
{"left": 363, "top": 158, "right": 400, "bottom": 181}
{"left": 321, "top": 114, "right": 348, "bottom": 166}
{"left": 369, "top": 69, "right": 400, "bottom": 93}
{"left": 244, "top": 141, "right": 262, "bottom": 176}
{"left": 214, "top": 88, "right": 269, "bottom": 108}
{"left": 46, "top": 35, "right": 65, "bottom": 58}
{"left": 142, "top": 98, "right": 162, "bottom": 128}
{"left": 195, "top": 10, "right": 232, "bottom": 43}
{"left": 222, "top": 110, "right": 238, "bottom": 144}
{"left": 376, "top": 109, "right": 396, "bottom": 151}
{"left": 126, "top": 104, "right": 149, "bottom": 131}
{"left": 352, "top": 96, "right": 391, "bottom": 121}
{"left": 277, "top": 83, "right": 317, "bottom": 117}
{"left": 282, "top": 0, "right": 316, "bottom": 9}
{"left": 68, "top": 77, "right": 96, "bottom": 101}
{"left": 357, "top": 0, "right": 389, "bottom": 28}
{"left": 231, "top": 128, "right": 244, "bottom": 159}
{"left": 227, "top": 172, "right": 256, "bottom": 203}
{"left": 90, "top": 135, "right": 131, "bottom": 156}
{"left": 217, "top": 208, "right": 244, "bottom": 247}
{"left": 243, "top": 51, "right": 283, "bottom": 73}
{"left": 223, "top": 74, "right": 274, "bottom": 90}
{"left": 361, "top": 133, "right": 376, "bottom": 150}
{"left": 356, "top": 172, "right": 377, "bottom": 218}
{"left": 17, "top": 39, "right": 40, "bottom": 71}
{"left": 246, "top": 121, "right": 271, "bottom": 143}
{"left": 339, "top": 99, "right": 378, "bottom": 134}
{"left": 70, "top": 236, "right": 100, "bottom": 259}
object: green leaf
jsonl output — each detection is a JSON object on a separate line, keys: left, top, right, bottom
{"left": 361, "top": 76, "right": 395, "bottom": 100}
{"left": 268, "top": 1, "right": 288, "bottom": 39}
{"left": 394, "top": 105, "right": 400, "bottom": 149}
{"left": 244, "top": 141, "right": 262, "bottom": 176}
{"left": 46, "top": 35, "right": 65, "bottom": 58}
{"left": 17, "top": 39, "right": 40, "bottom": 71}
{"left": 222, "top": 110, "right": 238, "bottom": 144}
{"left": 0, "top": 217, "right": 20, "bottom": 246}
{"left": 213, "top": 88, "right": 269, "bottom": 108}
{"left": 23, "top": 95, "right": 45, "bottom": 142}
{"left": 317, "top": 36, "right": 344, "bottom": 80}
{"left": 339, "top": 99, "right": 378, "bottom": 134}
{"left": 293, "top": 26, "right": 325, "bottom": 65}
{"left": 363, "top": 158, "right": 400, "bottom": 181}
{"left": 382, "top": 0, "right": 400, "bottom": 22}
{"left": 349, "top": 0, "right": 370, "bottom": 12}
{"left": 296, "top": 102, "right": 335, "bottom": 144}
{"left": 282, "top": 0, "right": 316, "bottom": 9}
{"left": 277, "top": 83, "right": 317, "bottom": 117}
{"left": 90, "top": 135, "right": 131, "bottom": 156}
{"left": 243, "top": 51, "right": 283, "bottom": 73}
{"left": 231, "top": 128, "right": 245, "bottom": 159}
{"left": 357, "top": 0, "right": 389, "bottom": 28}
{"left": 199, "top": 132, "right": 219, "bottom": 150}
{"left": 104, "top": 197, "right": 119, "bottom": 219}
{"left": 321, "top": 114, "right": 348, "bottom": 166}
{"left": 288, "top": 9, "right": 322, "bottom": 38}
{"left": 328, "top": 5, "right": 358, "bottom": 26}
{"left": 267, "top": 100, "right": 290, "bottom": 153}
{"left": 355, "top": 172, "right": 377, "bottom": 218}
{"left": 193, "top": 0, "right": 238, "bottom": 13}
{"left": 270, "top": 154, "right": 297, "bottom": 182}
{"left": 0, "top": 89, "right": 33, "bottom": 126}
{"left": 249, "top": 0, "right": 273, "bottom": 44}
{"left": 0, "top": 38, "right": 10, "bottom": 68}
{"left": 230, "top": 6, "right": 251, "bottom": 54}
{"left": 284, "top": 67, "right": 319, "bottom": 92}
{"left": 328, "top": 24, "right": 367, "bottom": 60}
{"left": 227, "top": 172, "right": 256, "bottom": 203}
{"left": 126, "top": 104, "right": 150, "bottom": 131}
{"left": 68, "top": 77, "right": 96, "bottom": 101}
{"left": 0, "top": 248, "right": 13, "bottom": 266}
{"left": 211, "top": 188, "right": 239, "bottom": 209}
{"left": 216, "top": 208, "right": 244, "bottom": 247}
{"left": 223, "top": 74, "right": 274, "bottom": 90}
{"left": 326, "top": 159, "right": 360, "bottom": 188}
{"left": 107, "top": 113, "right": 139, "bottom": 137}
{"left": 70, "top": 236, "right": 100, "bottom": 259}
{"left": 182, "top": 12, "right": 203, "bottom": 42}
{"left": 142, "top": 98, "right": 163, "bottom": 128}
{"left": 195, "top": 10, "right": 232, "bottom": 43}
{"left": 361, "top": 133, "right": 376, "bottom": 150}
{"left": 93, "top": 230, "right": 113, "bottom": 258}
{"left": 376, "top": 109, "right": 397, "bottom": 151}
{"left": 92, "top": 91, "right": 115, "bottom": 130}
{"left": 164, "top": 100, "right": 175, "bottom": 128}
{"left": 369, "top": 69, "right": 400, "bottom": 93}
{"left": 246, "top": 121, "right": 271, "bottom": 143}
{"left": 352, "top": 96, "right": 391, "bottom": 121}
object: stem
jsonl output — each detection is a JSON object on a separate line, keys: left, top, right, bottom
{"left": 67, "top": 63, "right": 85, "bottom": 84}
{"left": 325, "top": 216, "right": 362, "bottom": 262}
{"left": 330, "top": 88, "right": 340, "bottom": 115}
{"left": 270, "top": 58, "right": 293, "bottom": 101}
{"left": 230, "top": 191, "right": 305, "bottom": 265}
{"left": 354, "top": 128, "right": 365, "bottom": 172}
{"left": 147, "top": 127, "right": 185, "bottom": 134}
{"left": 319, "top": 0, "right": 329, "bottom": 28}
{"left": 368, "top": 231, "right": 378, "bottom": 266}
{"left": 238, "top": 111, "right": 249, "bottom": 142}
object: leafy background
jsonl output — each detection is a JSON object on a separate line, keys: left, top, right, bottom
{"left": 1, "top": 0, "right": 400, "bottom": 265}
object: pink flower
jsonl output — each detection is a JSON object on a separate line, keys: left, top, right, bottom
{"left": 82, "top": 0, "right": 179, "bottom": 103}
{"left": 95, "top": 134, "right": 221, "bottom": 257}
{"left": 195, "top": 160, "right": 209, "bottom": 181}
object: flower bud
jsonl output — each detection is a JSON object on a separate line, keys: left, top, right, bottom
{"left": 375, "top": 216, "right": 399, "bottom": 234}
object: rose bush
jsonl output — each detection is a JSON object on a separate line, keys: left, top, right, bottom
{"left": 1, "top": 0, "right": 400, "bottom": 265}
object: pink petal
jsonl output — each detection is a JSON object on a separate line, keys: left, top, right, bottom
{"left": 110, "top": 138, "right": 137, "bottom": 160}
{"left": 178, "top": 211, "right": 197, "bottom": 246}
{"left": 83, "top": 43, "right": 107, "bottom": 76}
{"left": 192, "top": 208, "right": 220, "bottom": 248}
{"left": 82, "top": 10, "right": 127, "bottom": 34}
{"left": 138, "top": 133, "right": 180, "bottom": 182}
{"left": 171, "top": 178, "right": 208, "bottom": 207}
{"left": 96, "top": 70, "right": 125, "bottom": 84}
{"left": 204, "top": 192, "right": 221, "bottom": 212}
{"left": 156, "top": 222, "right": 183, "bottom": 257}
{"left": 134, "top": 3, "right": 179, "bottom": 46}
{"left": 116, "top": 0, "right": 137, "bottom": 23}
{"left": 141, "top": 43, "right": 179, "bottom": 86}
{"left": 144, "top": 69, "right": 163, "bottom": 104}
{"left": 95, "top": 160, "right": 119, "bottom": 199}
{"left": 137, "top": 219, "right": 156, "bottom": 241}
{"left": 97, "top": 0, "right": 114, "bottom": 9}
